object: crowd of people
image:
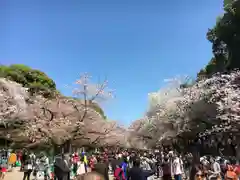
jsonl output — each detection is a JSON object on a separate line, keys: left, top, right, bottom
{"left": 0, "top": 148, "right": 240, "bottom": 180}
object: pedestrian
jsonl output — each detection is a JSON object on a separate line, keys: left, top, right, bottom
{"left": 39, "top": 152, "right": 50, "bottom": 180}
{"left": 54, "top": 153, "right": 71, "bottom": 180}
{"left": 72, "top": 152, "right": 79, "bottom": 177}
{"left": 162, "top": 156, "right": 172, "bottom": 180}
{"left": 128, "top": 158, "right": 155, "bottom": 180}
{"left": 22, "top": 150, "right": 33, "bottom": 180}
{"left": 172, "top": 153, "right": 184, "bottom": 180}
{"left": 77, "top": 156, "right": 86, "bottom": 176}
{"left": 113, "top": 163, "right": 126, "bottom": 180}
{"left": 0, "top": 156, "right": 7, "bottom": 180}
{"left": 121, "top": 157, "right": 128, "bottom": 179}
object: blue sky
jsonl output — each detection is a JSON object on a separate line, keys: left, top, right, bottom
{"left": 0, "top": 0, "right": 223, "bottom": 126}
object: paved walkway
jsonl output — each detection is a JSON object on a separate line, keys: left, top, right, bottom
{"left": 5, "top": 169, "right": 31, "bottom": 180}
{"left": 5, "top": 168, "right": 114, "bottom": 180}
{"left": 5, "top": 170, "right": 151, "bottom": 180}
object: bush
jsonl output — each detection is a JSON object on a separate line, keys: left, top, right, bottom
{"left": 0, "top": 64, "right": 106, "bottom": 116}
{"left": 0, "top": 64, "right": 56, "bottom": 97}
{"left": 28, "top": 82, "right": 55, "bottom": 98}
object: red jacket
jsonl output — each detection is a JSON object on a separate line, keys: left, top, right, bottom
{"left": 114, "top": 167, "right": 126, "bottom": 180}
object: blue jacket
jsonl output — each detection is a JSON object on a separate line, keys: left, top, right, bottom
{"left": 121, "top": 162, "right": 128, "bottom": 178}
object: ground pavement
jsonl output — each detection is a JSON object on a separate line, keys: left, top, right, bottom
{"left": 5, "top": 168, "right": 157, "bottom": 180}
{"left": 5, "top": 167, "right": 115, "bottom": 180}
{"left": 5, "top": 168, "right": 29, "bottom": 180}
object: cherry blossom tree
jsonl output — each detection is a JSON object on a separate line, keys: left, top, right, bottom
{"left": 0, "top": 79, "right": 28, "bottom": 125}
{"left": 135, "top": 76, "right": 194, "bottom": 147}
{"left": 0, "top": 78, "right": 32, "bottom": 145}
{"left": 127, "top": 119, "right": 149, "bottom": 149}
{"left": 131, "top": 72, "right": 240, "bottom": 149}
{"left": 0, "top": 73, "right": 116, "bottom": 148}
{"left": 103, "top": 123, "right": 128, "bottom": 147}
{"left": 28, "top": 73, "right": 115, "bottom": 148}
{"left": 66, "top": 73, "right": 115, "bottom": 142}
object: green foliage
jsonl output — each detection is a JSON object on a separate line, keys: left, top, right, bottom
{"left": 224, "top": 0, "right": 234, "bottom": 10}
{"left": 0, "top": 64, "right": 107, "bottom": 118}
{"left": 0, "top": 64, "right": 56, "bottom": 97}
{"left": 90, "top": 102, "right": 107, "bottom": 119}
{"left": 198, "top": 0, "right": 240, "bottom": 79}
{"left": 196, "top": 69, "right": 207, "bottom": 81}
{"left": 28, "top": 82, "right": 55, "bottom": 98}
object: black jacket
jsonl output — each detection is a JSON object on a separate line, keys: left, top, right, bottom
{"left": 128, "top": 167, "right": 154, "bottom": 180}
{"left": 54, "top": 156, "right": 70, "bottom": 180}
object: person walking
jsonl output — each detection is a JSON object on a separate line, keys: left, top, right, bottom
{"left": 39, "top": 152, "right": 50, "bottom": 180}
{"left": 0, "top": 154, "right": 7, "bottom": 180}
{"left": 54, "top": 153, "right": 71, "bottom": 180}
{"left": 208, "top": 157, "right": 221, "bottom": 180}
{"left": 22, "top": 151, "right": 33, "bottom": 180}
{"left": 114, "top": 162, "right": 126, "bottom": 180}
{"left": 128, "top": 158, "right": 155, "bottom": 180}
{"left": 172, "top": 153, "right": 184, "bottom": 180}
{"left": 162, "top": 156, "right": 172, "bottom": 180}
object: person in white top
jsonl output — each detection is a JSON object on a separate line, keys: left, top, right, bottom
{"left": 208, "top": 157, "right": 221, "bottom": 180}
{"left": 172, "top": 153, "right": 184, "bottom": 180}
{"left": 140, "top": 157, "right": 151, "bottom": 171}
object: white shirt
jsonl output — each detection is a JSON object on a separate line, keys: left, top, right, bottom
{"left": 172, "top": 157, "right": 183, "bottom": 175}
{"left": 77, "top": 163, "right": 86, "bottom": 175}
{"left": 212, "top": 162, "right": 221, "bottom": 174}
{"left": 118, "top": 154, "right": 122, "bottom": 158}
{"left": 141, "top": 160, "right": 151, "bottom": 170}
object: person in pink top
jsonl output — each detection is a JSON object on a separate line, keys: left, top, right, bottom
{"left": 72, "top": 153, "right": 79, "bottom": 176}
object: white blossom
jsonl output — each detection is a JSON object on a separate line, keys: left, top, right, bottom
{"left": 131, "top": 71, "right": 240, "bottom": 147}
